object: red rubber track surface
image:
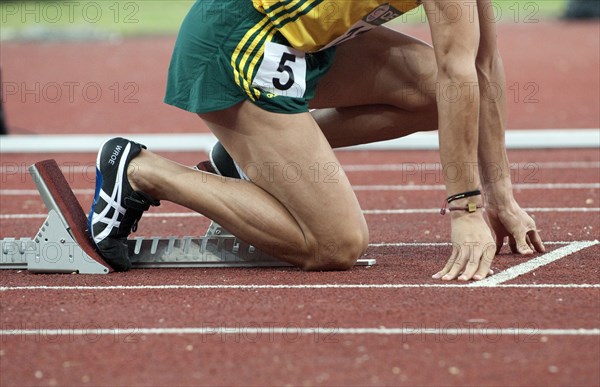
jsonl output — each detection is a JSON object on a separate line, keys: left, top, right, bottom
{"left": 1, "top": 22, "right": 599, "bottom": 387}
{"left": 1, "top": 23, "right": 599, "bottom": 134}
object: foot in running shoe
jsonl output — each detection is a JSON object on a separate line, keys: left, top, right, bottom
{"left": 195, "top": 141, "right": 245, "bottom": 179}
{"left": 88, "top": 137, "right": 160, "bottom": 271}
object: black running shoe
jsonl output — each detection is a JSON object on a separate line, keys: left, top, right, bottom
{"left": 195, "top": 142, "right": 243, "bottom": 179}
{"left": 88, "top": 137, "right": 159, "bottom": 271}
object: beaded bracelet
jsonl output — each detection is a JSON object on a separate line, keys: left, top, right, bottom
{"left": 440, "top": 190, "right": 483, "bottom": 215}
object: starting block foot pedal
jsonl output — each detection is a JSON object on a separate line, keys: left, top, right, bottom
{"left": 2, "top": 160, "right": 111, "bottom": 273}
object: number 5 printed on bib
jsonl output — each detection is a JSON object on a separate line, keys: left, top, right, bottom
{"left": 253, "top": 42, "right": 307, "bottom": 98}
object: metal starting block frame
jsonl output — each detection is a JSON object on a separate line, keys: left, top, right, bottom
{"left": 0, "top": 160, "right": 376, "bottom": 274}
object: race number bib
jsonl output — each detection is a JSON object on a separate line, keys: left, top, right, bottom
{"left": 252, "top": 42, "right": 307, "bottom": 98}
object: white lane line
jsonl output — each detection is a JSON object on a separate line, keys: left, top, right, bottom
{"left": 2, "top": 183, "right": 600, "bottom": 197}
{"left": 1, "top": 130, "right": 598, "bottom": 153}
{"left": 1, "top": 284, "right": 599, "bottom": 292}
{"left": 1, "top": 208, "right": 598, "bottom": 220}
{"left": 470, "top": 241, "right": 600, "bottom": 287}
{"left": 353, "top": 183, "right": 600, "bottom": 191}
{"left": 0, "top": 240, "right": 582, "bottom": 247}
{"left": 0, "top": 189, "right": 94, "bottom": 196}
{"left": 347, "top": 129, "right": 600, "bottom": 150}
{"left": 362, "top": 208, "right": 600, "bottom": 215}
{"left": 3, "top": 161, "right": 598, "bottom": 174}
{"left": 0, "top": 214, "right": 47, "bottom": 219}
{"left": 343, "top": 161, "right": 600, "bottom": 172}
{"left": 0, "top": 238, "right": 590, "bottom": 254}
{"left": 368, "top": 241, "right": 579, "bottom": 247}
{"left": 0, "top": 327, "right": 598, "bottom": 337}
{"left": 0, "top": 241, "right": 585, "bottom": 248}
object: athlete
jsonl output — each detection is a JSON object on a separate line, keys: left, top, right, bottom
{"left": 89, "top": 0, "right": 545, "bottom": 278}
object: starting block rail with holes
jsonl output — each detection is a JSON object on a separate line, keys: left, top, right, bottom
{"left": 0, "top": 160, "right": 376, "bottom": 274}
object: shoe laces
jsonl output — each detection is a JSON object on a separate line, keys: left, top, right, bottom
{"left": 121, "top": 192, "right": 160, "bottom": 235}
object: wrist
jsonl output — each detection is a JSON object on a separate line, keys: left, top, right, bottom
{"left": 482, "top": 175, "right": 512, "bottom": 191}
{"left": 448, "top": 197, "right": 485, "bottom": 219}
{"left": 482, "top": 181, "right": 515, "bottom": 209}
{"left": 440, "top": 189, "right": 485, "bottom": 216}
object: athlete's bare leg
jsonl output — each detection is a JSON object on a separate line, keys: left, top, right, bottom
{"left": 311, "top": 27, "right": 438, "bottom": 147}
{"left": 129, "top": 102, "right": 368, "bottom": 271}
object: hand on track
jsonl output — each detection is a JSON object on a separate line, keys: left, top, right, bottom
{"left": 432, "top": 212, "right": 496, "bottom": 281}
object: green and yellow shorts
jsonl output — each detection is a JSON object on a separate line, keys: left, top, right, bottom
{"left": 164, "top": 0, "right": 337, "bottom": 115}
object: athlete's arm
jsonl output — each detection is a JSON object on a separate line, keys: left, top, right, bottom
{"left": 474, "top": 0, "right": 545, "bottom": 255}
{"left": 423, "top": 0, "right": 496, "bottom": 281}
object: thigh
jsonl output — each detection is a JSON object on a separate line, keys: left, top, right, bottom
{"left": 311, "top": 26, "right": 437, "bottom": 110}
{"left": 199, "top": 101, "right": 368, "bottom": 241}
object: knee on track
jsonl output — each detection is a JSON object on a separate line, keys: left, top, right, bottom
{"left": 299, "top": 227, "right": 370, "bottom": 271}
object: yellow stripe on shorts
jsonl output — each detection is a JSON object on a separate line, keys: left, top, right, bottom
{"left": 238, "top": 24, "right": 277, "bottom": 100}
{"left": 245, "top": 28, "right": 278, "bottom": 99}
{"left": 231, "top": 17, "right": 271, "bottom": 101}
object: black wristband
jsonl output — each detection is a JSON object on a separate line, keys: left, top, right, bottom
{"left": 446, "top": 189, "right": 481, "bottom": 204}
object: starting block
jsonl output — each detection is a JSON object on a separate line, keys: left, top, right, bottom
{"left": 0, "top": 160, "right": 376, "bottom": 274}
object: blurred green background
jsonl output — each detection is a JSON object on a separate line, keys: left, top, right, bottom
{"left": 1, "top": 0, "right": 569, "bottom": 40}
